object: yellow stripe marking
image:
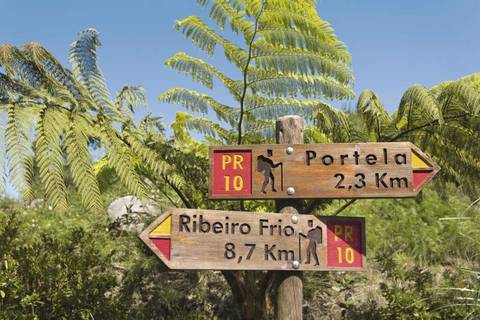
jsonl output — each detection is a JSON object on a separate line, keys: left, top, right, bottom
{"left": 150, "top": 216, "right": 172, "bottom": 236}
{"left": 412, "top": 152, "right": 431, "bottom": 169}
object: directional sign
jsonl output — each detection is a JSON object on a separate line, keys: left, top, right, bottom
{"left": 139, "top": 208, "right": 366, "bottom": 271}
{"left": 209, "top": 142, "right": 440, "bottom": 199}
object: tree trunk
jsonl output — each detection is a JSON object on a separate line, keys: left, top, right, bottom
{"left": 222, "top": 116, "right": 305, "bottom": 320}
{"left": 274, "top": 115, "right": 304, "bottom": 320}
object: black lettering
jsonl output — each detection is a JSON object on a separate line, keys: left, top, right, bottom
{"left": 322, "top": 155, "right": 334, "bottom": 166}
{"left": 212, "top": 222, "right": 223, "bottom": 233}
{"left": 340, "top": 154, "right": 348, "bottom": 165}
{"left": 395, "top": 153, "right": 407, "bottom": 165}
{"left": 192, "top": 215, "right": 197, "bottom": 232}
{"left": 383, "top": 148, "right": 388, "bottom": 164}
{"left": 353, "top": 150, "right": 360, "bottom": 165}
{"left": 260, "top": 219, "right": 268, "bottom": 235}
{"left": 306, "top": 150, "right": 316, "bottom": 165}
{"left": 240, "top": 223, "right": 251, "bottom": 234}
{"left": 376, "top": 172, "right": 389, "bottom": 188}
{"left": 179, "top": 214, "right": 190, "bottom": 232}
{"left": 270, "top": 224, "right": 277, "bottom": 236}
{"left": 390, "top": 177, "right": 408, "bottom": 188}
{"left": 366, "top": 154, "right": 377, "bottom": 165}
{"left": 265, "top": 244, "right": 277, "bottom": 261}
{"left": 231, "top": 222, "right": 239, "bottom": 234}
{"left": 278, "top": 249, "right": 295, "bottom": 261}
{"left": 284, "top": 226, "right": 294, "bottom": 236}
{"left": 199, "top": 215, "right": 210, "bottom": 233}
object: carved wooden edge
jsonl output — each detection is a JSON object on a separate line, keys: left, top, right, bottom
{"left": 138, "top": 209, "right": 367, "bottom": 272}
{"left": 208, "top": 142, "right": 440, "bottom": 199}
{"left": 138, "top": 209, "right": 173, "bottom": 269}
{"left": 409, "top": 143, "right": 441, "bottom": 192}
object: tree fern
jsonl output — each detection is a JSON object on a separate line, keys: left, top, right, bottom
{"left": 355, "top": 73, "right": 480, "bottom": 197}
{"left": 0, "top": 30, "right": 167, "bottom": 211}
{"left": 161, "top": 0, "right": 354, "bottom": 145}
{"left": 35, "top": 107, "right": 68, "bottom": 210}
{"left": 65, "top": 115, "right": 102, "bottom": 210}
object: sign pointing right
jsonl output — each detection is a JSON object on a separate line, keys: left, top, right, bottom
{"left": 209, "top": 142, "right": 440, "bottom": 199}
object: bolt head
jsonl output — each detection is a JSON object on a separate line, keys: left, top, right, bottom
{"left": 292, "top": 260, "right": 300, "bottom": 269}
{"left": 291, "top": 215, "right": 299, "bottom": 224}
{"left": 287, "top": 187, "right": 295, "bottom": 195}
{"left": 286, "top": 146, "right": 294, "bottom": 155}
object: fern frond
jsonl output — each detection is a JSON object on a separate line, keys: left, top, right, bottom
{"left": 176, "top": 16, "right": 248, "bottom": 67}
{"left": 115, "top": 85, "right": 147, "bottom": 114}
{"left": 124, "top": 131, "right": 170, "bottom": 178}
{"left": 0, "top": 45, "right": 45, "bottom": 88}
{"left": 101, "top": 125, "right": 147, "bottom": 198}
{"left": 260, "top": 28, "right": 351, "bottom": 64}
{"left": 250, "top": 70, "right": 354, "bottom": 99}
{"left": 314, "top": 102, "right": 352, "bottom": 142}
{"left": 165, "top": 52, "right": 241, "bottom": 96}
{"left": 175, "top": 112, "right": 230, "bottom": 141}
{"left": 24, "top": 42, "right": 86, "bottom": 104}
{"left": 0, "top": 120, "right": 6, "bottom": 192}
{"left": 438, "top": 81, "right": 480, "bottom": 117}
{"left": 160, "top": 88, "right": 236, "bottom": 124}
{"left": 244, "top": 95, "right": 319, "bottom": 119}
{"left": 396, "top": 85, "right": 440, "bottom": 128}
{"left": 202, "top": 0, "right": 253, "bottom": 38}
{"left": 253, "top": 41, "right": 352, "bottom": 83}
{"left": 69, "top": 29, "right": 116, "bottom": 114}
{"left": 5, "top": 104, "right": 34, "bottom": 201}
{"left": 65, "top": 115, "right": 102, "bottom": 210}
{"left": 35, "top": 107, "right": 68, "bottom": 210}
{"left": 357, "top": 90, "right": 393, "bottom": 141}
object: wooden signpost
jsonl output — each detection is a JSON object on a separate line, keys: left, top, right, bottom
{"left": 209, "top": 142, "right": 440, "bottom": 199}
{"left": 138, "top": 116, "right": 441, "bottom": 320}
{"left": 139, "top": 208, "right": 366, "bottom": 271}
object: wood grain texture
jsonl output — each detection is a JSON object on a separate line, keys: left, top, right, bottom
{"left": 139, "top": 208, "right": 366, "bottom": 272}
{"left": 209, "top": 142, "right": 440, "bottom": 199}
{"left": 275, "top": 115, "right": 303, "bottom": 320}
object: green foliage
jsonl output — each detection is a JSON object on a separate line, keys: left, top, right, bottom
{"left": 0, "top": 30, "right": 170, "bottom": 211}
{"left": 303, "top": 187, "right": 480, "bottom": 320}
{"left": 309, "top": 73, "right": 480, "bottom": 198}
{"left": 160, "top": 0, "right": 354, "bottom": 145}
{"left": 0, "top": 199, "right": 235, "bottom": 320}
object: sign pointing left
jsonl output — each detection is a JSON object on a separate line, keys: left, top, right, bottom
{"left": 140, "top": 208, "right": 366, "bottom": 271}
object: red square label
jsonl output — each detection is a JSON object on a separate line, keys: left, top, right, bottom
{"left": 326, "top": 220, "right": 363, "bottom": 268}
{"left": 212, "top": 150, "right": 252, "bottom": 195}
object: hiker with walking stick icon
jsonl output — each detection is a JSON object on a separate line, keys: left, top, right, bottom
{"left": 299, "top": 220, "right": 322, "bottom": 266}
{"left": 257, "top": 150, "right": 283, "bottom": 194}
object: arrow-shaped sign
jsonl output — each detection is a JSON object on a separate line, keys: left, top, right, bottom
{"left": 209, "top": 142, "right": 440, "bottom": 199}
{"left": 140, "top": 208, "right": 366, "bottom": 271}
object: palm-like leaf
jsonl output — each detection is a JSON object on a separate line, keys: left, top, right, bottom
{"left": 0, "top": 29, "right": 166, "bottom": 210}
{"left": 162, "top": 0, "right": 354, "bottom": 145}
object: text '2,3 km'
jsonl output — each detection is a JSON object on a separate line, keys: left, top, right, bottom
{"left": 209, "top": 142, "right": 440, "bottom": 199}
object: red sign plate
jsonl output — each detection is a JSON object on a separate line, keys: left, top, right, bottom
{"left": 212, "top": 150, "right": 252, "bottom": 195}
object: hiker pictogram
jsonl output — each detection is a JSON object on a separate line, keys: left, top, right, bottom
{"left": 299, "top": 220, "right": 322, "bottom": 266}
{"left": 256, "top": 150, "right": 283, "bottom": 194}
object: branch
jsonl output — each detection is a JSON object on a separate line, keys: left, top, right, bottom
{"left": 332, "top": 199, "right": 356, "bottom": 216}
{"left": 163, "top": 174, "right": 193, "bottom": 209}
{"left": 237, "top": 2, "right": 265, "bottom": 145}
{"left": 389, "top": 114, "right": 471, "bottom": 142}
{"left": 302, "top": 199, "right": 332, "bottom": 215}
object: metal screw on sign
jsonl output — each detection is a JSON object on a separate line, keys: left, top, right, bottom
{"left": 287, "top": 187, "right": 295, "bottom": 195}
{"left": 292, "top": 260, "right": 300, "bottom": 269}
{"left": 291, "top": 215, "right": 299, "bottom": 224}
{"left": 286, "top": 146, "right": 294, "bottom": 155}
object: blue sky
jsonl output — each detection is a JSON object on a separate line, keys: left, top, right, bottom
{"left": 1, "top": 0, "right": 479, "bottom": 195}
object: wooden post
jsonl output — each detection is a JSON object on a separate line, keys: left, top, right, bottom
{"left": 275, "top": 115, "right": 304, "bottom": 320}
